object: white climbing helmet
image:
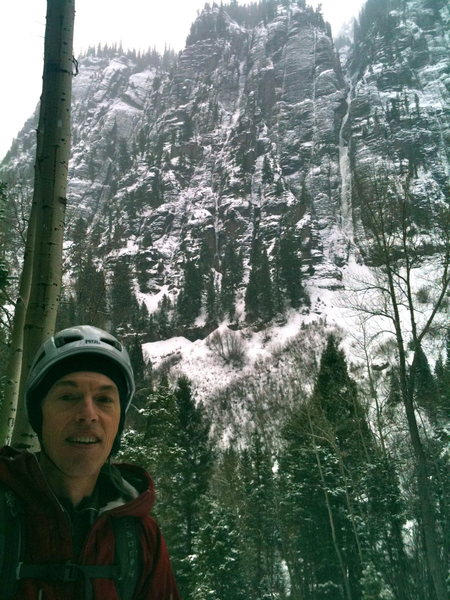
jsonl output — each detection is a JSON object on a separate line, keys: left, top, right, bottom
{"left": 25, "top": 325, "right": 135, "bottom": 442}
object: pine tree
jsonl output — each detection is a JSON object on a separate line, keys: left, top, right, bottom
{"left": 155, "top": 294, "right": 172, "bottom": 339}
{"left": 177, "top": 259, "right": 203, "bottom": 327}
{"left": 136, "top": 301, "right": 150, "bottom": 331}
{"left": 279, "top": 403, "right": 344, "bottom": 600}
{"left": 245, "top": 236, "right": 274, "bottom": 323}
{"left": 413, "top": 346, "right": 440, "bottom": 422}
{"left": 360, "top": 453, "right": 412, "bottom": 600}
{"left": 198, "top": 239, "right": 214, "bottom": 274}
{"left": 55, "top": 293, "right": 77, "bottom": 331}
{"left": 270, "top": 239, "right": 286, "bottom": 315}
{"left": 110, "top": 259, "right": 138, "bottom": 333}
{"left": 245, "top": 240, "right": 260, "bottom": 322}
{"left": 435, "top": 331, "right": 450, "bottom": 419}
{"left": 262, "top": 154, "right": 274, "bottom": 184}
{"left": 128, "top": 335, "right": 146, "bottom": 388}
{"left": 75, "top": 251, "right": 107, "bottom": 328}
{"left": 161, "top": 377, "right": 213, "bottom": 599}
{"left": 124, "top": 377, "right": 213, "bottom": 600}
{"left": 182, "top": 115, "right": 195, "bottom": 141}
{"left": 278, "top": 335, "right": 380, "bottom": 600}
{"left": 220, "top": 239, "right": 243, "bottom": 319}
{"left": 259, "top": 245, "right": 274, "bottom": 322}
{"left": 277, "top": 227, "right": 306, "bottom": 309}
{"left": 69, "top": 216, "right": 88, "bottom": 276}
{"left": 194, "top": 498, "right": 247, "bottom": 600}
{"left": 175, "top": 377, "right": 212, "bottom": 548}
{"left": 239, "top": 431, "right": 285, "bottom": 600}
{"left": 313, "top": 335, "right": 370, "bottom": 454}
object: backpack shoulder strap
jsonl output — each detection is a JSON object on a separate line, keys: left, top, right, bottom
{"left": 112, "top": 516, "right": 142, "bottom": 600}
{"left": 0, "top": 490, "right": 142, "bottom": 600}
{"left": 0, "top": 484, "right": 23, "bottom": 600}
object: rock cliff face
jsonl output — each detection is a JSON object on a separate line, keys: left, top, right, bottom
{"left": 346, "top": 0, "right": 449, "bottom": 251}
{"left": 1, "top": 0, "right": 449, "bottom": 339}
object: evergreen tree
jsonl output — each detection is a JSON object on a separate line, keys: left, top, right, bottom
{"left": 245, "top": 236, "right": 274, "bottom": 323}
{"left": 175, "top": 376, "right": 213, "bottom": 542}
{"left": 262, "top": 154, "right": 274, "bottom": 184}
{"left": 118, "top": 137, "right": 132, "bottom": 171}
{"left": 239, "top": 431, "right": 285, "bottom": 600}
{"left": 177, "top": 259, "right": 203, "bottom": 327}
{"left": 75, "top": 251, "right": 107, "bottom": 328}
{"left": 168, "top": 377, "right": 213, "bottom": 599}
{"left": 270, "top": 239, "right": 286, "bottom": 315}
{"left": 136, "top": 301, "right": 150, "bottom": 332}
{"left": 55, "top": 293, "right": 77, "bottom": 331}
{"left": 128, "top": 335, "right": 147, "bottom": 388}
{"left": 413, "top": 346, "right": 440, "bottom": 422}
{"left": 145, "top": 313, "right": 157, "bottom": 342}
{"left": 278, "top": 336, "right": 377, "bottom": 600}
{"left": 435, "top": 331, "right": 450, "bottom": 419}
{"left": 220, "top": 239, "right": 243, "bottom": 319}
{"left": 259, "top": 245, "right": 274, "bottom": 322}
{"left": 198, "top": 239, "right": 214, "bottom": 274}
{"left": 194, "top": 498, "right": 247, "bottom": 600}
{"left": 182, "top": 115, "right": 195, "bottom": 141}
{"left": 127, "top": 377, "right": 212, "bottom": 600}
{"left": 279, "top": 403, "right": 345, "bottom": 600}
{"left": 386, "top": 369, "right": 402, "bottom": 408}
{"left": 110, "top": 259, "right": 139, "bottom": 333}
{"left": 313, "top": 335, "right": 370, "bottom": 454}
{"left": 119, "top": 374, "right": 180, "bottom": 493}
{"left": 360, "top": 454, "right": 412, "bottom": 600}
{"left": 155, "top": 294, "right": 172, "bottom": 339}
{"left": 276, "top": 227, "right": 306, "bottom": 309}
{"left": 69, "top": 216, "right": 88, "bottom": 276}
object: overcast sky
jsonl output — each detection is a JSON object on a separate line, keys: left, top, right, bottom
{"left": 0, "top": 0, "right": 365, "bottom": 160}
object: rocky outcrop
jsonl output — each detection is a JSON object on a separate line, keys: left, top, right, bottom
{"left": 347, "top": 0, "right": 449, "bottom": 243}
{"left": 77, "top": 3, "right": 348, "bottom": 293}
{"left": 2, "top": 0, "right": 448, "bottom": 327}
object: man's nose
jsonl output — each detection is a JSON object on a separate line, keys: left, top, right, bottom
{"left": 75, "top": 396, "right": 98, "bottom": 421}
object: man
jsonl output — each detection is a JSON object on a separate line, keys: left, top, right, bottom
{"left": 0, "top": 325, "right": 181, "bottom": 600}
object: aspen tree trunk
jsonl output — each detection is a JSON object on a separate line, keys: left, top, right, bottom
{"left": 8, "top": 0, "right": 75, "bottom": 449}
{"left": 0, "top": 209, "right": 37, "bottom": 445}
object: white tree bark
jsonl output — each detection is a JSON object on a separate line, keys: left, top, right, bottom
{"left": 6, "top": 0, "right": 75, "bottom": 449}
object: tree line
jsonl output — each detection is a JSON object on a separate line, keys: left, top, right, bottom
{"left": 55, "top": 215, "right": 309, "bottom": 340}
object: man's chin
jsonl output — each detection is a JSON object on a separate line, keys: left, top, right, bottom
{"left": 41, "top": 446, "right": 107, "bottom": 478}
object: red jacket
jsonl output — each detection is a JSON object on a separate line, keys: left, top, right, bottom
{"left": 0, "top": 446, "right": 181, "bottom": 600}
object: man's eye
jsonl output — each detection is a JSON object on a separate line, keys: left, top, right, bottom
{"left": 97, "top": 396, "right": 114, "bottom": 404}
{"left": 59, "top": 394, "right": 76, "bottom": 401}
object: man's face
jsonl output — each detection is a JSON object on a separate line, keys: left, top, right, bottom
{"left": 41, "top": 371, "right": 121, "bottom": 481}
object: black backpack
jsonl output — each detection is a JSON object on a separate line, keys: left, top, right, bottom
{"left": 0, "top": 485, "right": 142, "bottom": 600}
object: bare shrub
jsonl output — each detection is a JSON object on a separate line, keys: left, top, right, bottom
{"left": 416, "top": 285, "right": 430, "bottom": 304}
{"left": 207, "top": 329, "right": 246, "bottom": 366}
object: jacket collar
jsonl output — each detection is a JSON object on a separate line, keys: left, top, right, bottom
{"left": 0, "top": 446, "right": 156, "bottom": 517}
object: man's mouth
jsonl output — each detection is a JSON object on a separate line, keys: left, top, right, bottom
{"left": 66, "top": 437, "right": 101, "bottom": 445}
